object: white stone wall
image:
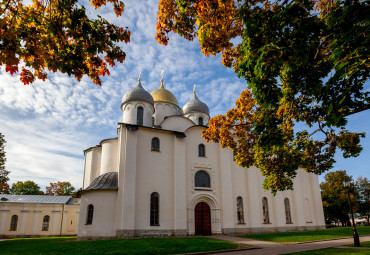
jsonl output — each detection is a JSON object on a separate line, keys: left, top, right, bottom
{"left": 91, "top": 147, "right": 102, "bottom": 183}
{"left": 183, "top": 113, "right": 210, "bottom": 126}
{"left": 122, "top": 101, "right": 154, "bottom": 127}
{"left": 100, "top": 139, "right": 118, "bottom": 175}
{"left": 83, "top": 149, "right": 93, "bottom": 189}
{"left": 78, "top": 122, "right": 325, "bottom": 239}
{"left": 160, "top": 116, "right": 194, "bottom": 133}
{"left": 78, "top": 191, "right": 117, "bottom": 239}
{"left": 0, "top": 203, "right": 79, "bottom": 238}
{"left": 153, "top": 102, "right": 181, "bottom": 126}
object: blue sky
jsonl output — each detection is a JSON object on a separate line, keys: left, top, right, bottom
{"left": 0, "top": 0, "right": 369, "bottom": 190}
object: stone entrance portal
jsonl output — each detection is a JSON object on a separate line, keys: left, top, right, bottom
{"left": 194, "top": 202, "right": 211, "bottom": 235}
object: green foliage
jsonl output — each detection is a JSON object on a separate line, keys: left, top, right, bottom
{"left": 1, "top": 0, "right": 131, "bottom": 85}
{"left": 72, "top": 187, "right": 82, "bottom": 198}
{"left": 0, "top": 237, "right": 237, "bottom": 255}
{"left": 46, "top": 181, "right": 75, "bottom": 196}
{"left": 355, "top": 177, "right": 370, "bottom": 223}
{"left": 156, "top": 0, "right": 369, "bottom": 193}
{"left": 0, "top": 133, "right": 10, "bottom": 183}
{"left": 10, "top": 180, "right": 40, "bottom": 195}
{"left": 320, "top": 170, "right": 359, "bottom": 224}
{"left": 0, "top": 182, "right": 10, "bottom": 194}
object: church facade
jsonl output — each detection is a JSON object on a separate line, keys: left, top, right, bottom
{"left": 77, "top": 79, "right": 325, "bottom": 240}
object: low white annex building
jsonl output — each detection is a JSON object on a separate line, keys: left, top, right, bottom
{"left": 0, "top": 195, "right": 80, "bottom": 238}
{"left": 78, "top": 78, "right": 325, "bottom": 239}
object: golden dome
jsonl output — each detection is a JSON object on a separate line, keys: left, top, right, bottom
{"left": 150, "top": 79, "right": 179, "bottom": 106}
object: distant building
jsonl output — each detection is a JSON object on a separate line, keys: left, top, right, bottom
{"left": 0, "top": 195, "right": 80, "bottom": 238}
{"left": 78, "top": 78, "right": 325, "bottom": 240}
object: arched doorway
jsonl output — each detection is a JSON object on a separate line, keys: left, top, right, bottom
{"left": 195, "top": 202, "right": 211, "bottom": 235}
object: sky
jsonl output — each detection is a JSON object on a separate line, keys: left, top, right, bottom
{"left": 0, "top": 0, "right": 369, "bottom": 191}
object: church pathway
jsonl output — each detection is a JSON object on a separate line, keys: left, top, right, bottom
{"left": 202, "top": 235, "right": 370, "bottom": 255}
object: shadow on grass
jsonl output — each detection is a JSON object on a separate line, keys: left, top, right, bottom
{"left": 240, "top": 226, "right": 370, "bottom": 242}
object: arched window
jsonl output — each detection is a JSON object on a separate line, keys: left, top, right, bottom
{"left": 262, "top": 197, "right": 270, "bottom": 224}
{"left": 150, "top": 192, "right": 159, "bottom": 226}
{"left": 86, "top": 204, "right": 94, "bottom": 225}
{"left": 9, "top": 215, "right": 18, "bottom": 231}
{"left": 151, "top": 137, "right": 160, "bottom": 151}
{"left": 137, "top": 106, "right": 144, "bottom": 125}
{"left": 198, "top": 117, "right": 203, "bottom": 126}
{"left": 237, "top": 196, "right": 245, "bottom": 224}
{"left": 195, "top": 170, "right": 210, "bottom": 188}
{"left": 42, "top": 215, "right": 50, "bottom": 231}
{"left": 198, "top": 144, "right": 205, "bottom": 157}
{"left": 284, "top": 198, "right": 292, "bottom": 224}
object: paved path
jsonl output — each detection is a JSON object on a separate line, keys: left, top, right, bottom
{"left": 207, "top": 235, "right": 370, "bottom": 255}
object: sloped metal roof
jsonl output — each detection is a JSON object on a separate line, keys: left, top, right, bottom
{"left": 84, "top": 172, "right": 118, "bottom": 191}
{"left": 0, "top": 195, "right": 72, "bottom": 204}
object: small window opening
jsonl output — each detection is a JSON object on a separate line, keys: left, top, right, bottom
{"left": 198, "top": 144, "right": 205, "bottom": 157}
{"left": 151, "top": 137, "right": 160, "bottom": 151}
{"left": 86, "top": 204, "right": 94, "bottom": 225}
{"left": 42, "top": 215, "right": 50, "bottom": 231}
{"left": 137, "top": 106, "right": 144, "bottom": 125}
{"left": 150, "top": 192, "right": 159, "bottom": 226}
{"left": 198, "top": 117, "right": 203, "bottom": 126}
{"left": 237, "top": 197, "right": 245, "bottom": 224}
{"left": 195, "top": 170, "right": 211, "bottom": 188}
{"left": 10, "top": 215, "right": 18, "bottom": 231}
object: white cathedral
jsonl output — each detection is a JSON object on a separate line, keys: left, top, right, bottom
{"left": 77, "top": 78, "right": 325, "bottom": 239}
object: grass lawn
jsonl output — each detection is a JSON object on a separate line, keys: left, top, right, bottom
{"left": 0, "top": 236, "right": 238, "bottom": 255}
{"left": 286, "top": 248, "right": 370, "bottom": 255}
{"left": 240, "top": 226, "right": 370, "bottom": 243}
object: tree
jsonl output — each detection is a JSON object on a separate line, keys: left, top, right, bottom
{"left": 0, "top": 182, "right": 10, "bottom": 194}
{"left": 355, "top": 177, "right": 370, "bottom": 223}
{"left": 72, "top": 187, "right": 82, "bottom": 198}
{"left": 1, "top": 0, "right": 131, "bottom": 85}
{"left": 46, "top": 181, "right": 75, "bottom": 196}
{"left": 320, "top": 170, "right": 359, "bottom": 226}
{"left": 0, "top": 133, "right": 10, "bottom": 183}
{"left": 10, "top": 180, "right": 41, "bottom": 195}
{"left": 156, "top": 0, "right": 369, "bottom": 193}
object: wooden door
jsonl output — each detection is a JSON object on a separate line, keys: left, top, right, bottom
{"left": 195, "top": 202, "right": 211, "bottom": 235}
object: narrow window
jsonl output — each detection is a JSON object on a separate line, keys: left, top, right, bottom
{"left": 198, "top": 117, "right": 203, "bottom": 126}
{"left": 151, "top": 137, "right": 160, "bottom": 151}
{"left": 198, "top": 144, "right": 205, "bottom": 157}
{"left": 42, "top": 215, "right": 50, "bottom": 231}
{"left": 150, "top": 192, "right": 159, "bottom": 226}
{"left": 237, "top": 196, "right": 245, "bottom": 224}
{"left": 284, "top": 198, "right": 292, "bottom": 224}
{"left": 137, "top": 106, "right": 143, "bottom": 125}
{"left": 9, "top": 215, "right": 18, "bottom": 231}
{"left": 262, "top": 197, "right": 270, "bottom": 224}
{"left": 195, "top": 170, "right": 211, "bottom": 188}
{"left": 86, "top": 204, "right": 94, "bottom": 225}
{"left": 233, "top": 150, "right": 237, "bottom": 161}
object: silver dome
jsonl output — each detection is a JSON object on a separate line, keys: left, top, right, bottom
{"left": 182, "top": 93, "right": 210, "bottom": 115}
{"left": 121, "top": 80, "right": 154, "bottom": 106}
